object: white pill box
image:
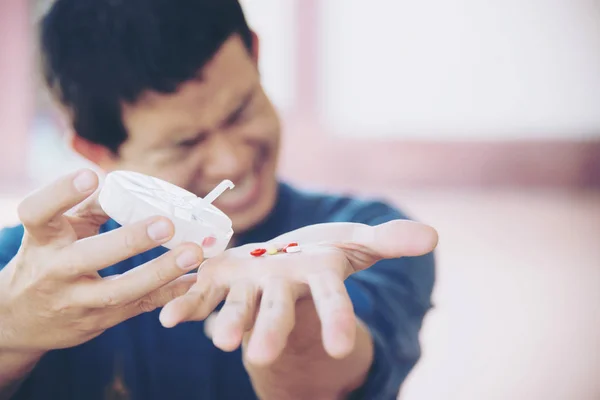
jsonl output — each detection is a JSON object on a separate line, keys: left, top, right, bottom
{"left": 98, "top": 170, "right": 234, "bottom": 258}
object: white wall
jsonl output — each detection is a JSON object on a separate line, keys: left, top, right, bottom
{"left": 240, "top": 0, "right": 296, "bottom": 113}
{"left": 24, "top": 0, "right": 600, "bottom": 188}
{"left": 317, "top": 0, "right": 600, "bottom": 140}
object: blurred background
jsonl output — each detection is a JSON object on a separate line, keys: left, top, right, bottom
{"left": 1, "top": 0, "right": 599, "bottom": 398}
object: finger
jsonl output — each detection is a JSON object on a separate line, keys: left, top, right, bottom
{"left": 59, "top": 216, "right": 176, "bottom": 276}
{"left": 159, "top": 275, "right": 226, "bottom": 328}
{"left": 204, "top": 312, "right": 219, "bottom": 339}
{"left": 245, "top": 278, "right": 298, "bottom": 366}
{"left": 307, "top": 271, "right": 356, "bottom": 359}
{"left": 17, "top": 169, "right": 99, "bottom": 243}
{"left": 64, "top": 191, "right": 110, "bottom": 239}
{"left": 112, "top": 273, "right": 198, "bottom": 323}
{"left": 76, "top": 243, "right": 203, "bottom": 307}
{"left": 212, "top": 282, "right": 259, "bottom": 352}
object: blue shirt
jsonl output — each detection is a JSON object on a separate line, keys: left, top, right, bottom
{"left": 0, "top": 182, "right": 435, "bottom": 400}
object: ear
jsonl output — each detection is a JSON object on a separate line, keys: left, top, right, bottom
{"left": 69, "top": 131, "right": 117, "bottom": 170}
{"left": 250, "top": 30, "right": 260, "bottom": 64}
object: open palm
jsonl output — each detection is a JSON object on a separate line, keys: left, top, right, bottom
{"left": 159, "top": 219, "right": 438, "bottom": 364}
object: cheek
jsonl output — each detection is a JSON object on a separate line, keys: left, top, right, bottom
{"left": 241, "top": 119, "right": 281, "bottom": 166}
{"left": 261, "top": 112, "right": 281, "bottom": 144}
{"left": 240, "top": 99, "right": 281, "bottom": 144}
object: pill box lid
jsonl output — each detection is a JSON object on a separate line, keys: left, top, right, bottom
{"left": 101, "top": 170, "right": 233, "bottom": 231}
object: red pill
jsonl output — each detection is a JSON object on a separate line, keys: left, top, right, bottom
{"left": 250, "top": 248, "right": 267, "bottom": 257}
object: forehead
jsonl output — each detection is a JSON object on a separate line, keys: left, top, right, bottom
{"left": 121, "top": 35, "right": 257, "bottom": 138}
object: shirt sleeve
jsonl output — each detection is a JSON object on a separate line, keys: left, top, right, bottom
{"left": 0, "top": 225, "right": 25, "bottom": 270}
{"left": 344, "top": 201, "right": 436, "bottom": 400}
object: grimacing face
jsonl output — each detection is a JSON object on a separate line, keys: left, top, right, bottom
{"left": 77, "top": 35, "right": 281, "bottom": 234}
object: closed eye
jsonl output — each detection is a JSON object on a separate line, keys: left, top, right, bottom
{"left": 223, "top": 90, "right": 255, "bottom": 128}
{"left": 175, "top": 132, "right": 208, "bottom": 148}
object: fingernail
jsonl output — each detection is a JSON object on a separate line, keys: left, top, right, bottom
{"left": 176, "top": 249, "right": 200, "bottom": 270}
{"left": 147, "top": 219, "right": 172, "bottom": 241}
{"left": 73, "top": 170, "right": 96, "bottom": 192}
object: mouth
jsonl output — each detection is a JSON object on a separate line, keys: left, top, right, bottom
{"left": 210, "top": 171, "right": 262, "bottom": 214}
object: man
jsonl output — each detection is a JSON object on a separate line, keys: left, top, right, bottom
{"left": 0, "top": 0, "right": 437, "bottom": 399}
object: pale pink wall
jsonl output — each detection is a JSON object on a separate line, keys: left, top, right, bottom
{"left": 0, "top": 0, "right": 31, "bottom": 186}
{"left": 274, "top": 0, "right": 600, "bottom": 190}
{"left": 1, "top": 0, "right": 598, "bottom": 190}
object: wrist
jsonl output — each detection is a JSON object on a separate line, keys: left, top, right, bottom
{"left": 0, "top": 347, "right": 44, "bottom": 380}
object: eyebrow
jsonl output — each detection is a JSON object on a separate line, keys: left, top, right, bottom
{"left": 220, "top": 86, "right": 256, "bottom": 129}
{"left": 165, "top": 85, "right": 258, "bottom": 148}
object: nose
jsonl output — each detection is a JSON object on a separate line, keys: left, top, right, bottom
{"left": 202, "top": 134, "right": 247, "bottom": 182}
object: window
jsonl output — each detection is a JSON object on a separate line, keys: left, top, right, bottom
{"left": 317, "top": 0, "right": 600, "bottom": 139}
{"left": 240, "top": 0, "right": 297, "bottom": 113}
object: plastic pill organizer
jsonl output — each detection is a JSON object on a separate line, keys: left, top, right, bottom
{"left": 99, "top": 170, "right": 234, "bottom": 258}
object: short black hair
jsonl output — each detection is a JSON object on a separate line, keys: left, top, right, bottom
{"left": 40, "top": 0, "right": 253, "bottom": 153}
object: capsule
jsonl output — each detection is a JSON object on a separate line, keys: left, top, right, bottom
{"left": 284, "top": 245, "right": 302, "bottom": 254}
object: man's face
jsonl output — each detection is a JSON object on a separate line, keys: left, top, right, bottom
{"left": 107, "top": 35, "right": 281, "bottom": 233}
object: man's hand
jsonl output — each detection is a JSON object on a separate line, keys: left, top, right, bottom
{"left": 0, "top": 169, "right": 203, "bottom": 354}
{"left": 160, "top": 219, "right": 438, "bottom": 365}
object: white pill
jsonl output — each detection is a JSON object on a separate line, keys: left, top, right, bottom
{"left": 285, "top": 245, "right": 302, "bottom": 253}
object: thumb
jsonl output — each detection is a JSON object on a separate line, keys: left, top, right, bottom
{"left": 268, "top": 219, "right": 438, "bottom": 272}
{"left": 334, "top": 220, "right": 438, "bottom": 272}
{"left": 352, "top": 219, "right": 439, "bottom": 259}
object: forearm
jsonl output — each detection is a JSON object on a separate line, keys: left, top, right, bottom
{"left": 243, "top": 298, "right": 373, "bottom": 400}
{"left": 0, "top": 349, "right": 43, "bottom": 399}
